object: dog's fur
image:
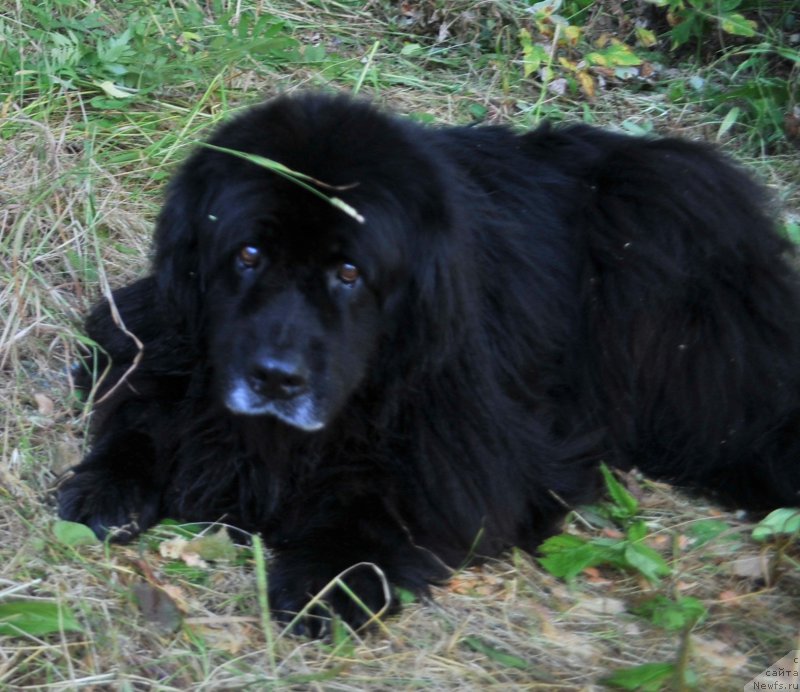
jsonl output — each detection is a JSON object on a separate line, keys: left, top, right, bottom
{"left": 59, "top": 93, "right": 800, "bottom": 633}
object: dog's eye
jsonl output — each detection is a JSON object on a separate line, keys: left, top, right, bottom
{"left": 238, "top": 245, "right": 262, "bottom": 269}
{"left": 336, "top": 262, "right": 360, "bottom": 285}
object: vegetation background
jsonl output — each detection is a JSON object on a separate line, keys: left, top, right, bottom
{"left": 1, "top": 0, "right": 799, "bottom": 688}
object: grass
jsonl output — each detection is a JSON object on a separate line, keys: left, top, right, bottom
{"left": 1, "top": 0, "right": 799, "bottom": 688}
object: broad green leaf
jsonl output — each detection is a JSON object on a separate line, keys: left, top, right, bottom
{"left": 585, "top": 43, "right": 642, "bottom": 68}
{"left": 633, "top": 595, "right": 707, "bottom": 630}
{"left": 623, "top": 542, "right": 671, "bottom": 582}
{"left": 0, "top": 600, "right": 82, "bottom": 637}
{"left": 394, "top": 587, "right": 417, "bottom": 606}
{"left": 602, "top": 662, "right": 675, "bottom": 691}
{"left": 53, "top": 520, "right": 99, "bottom": 547}
{"left": 400, "top": 43, "right": 424, "bottom": 57}
{"left": 752, "top": 508, "right": 800, "bottom": 541}
{"left": 686, "top": 519, "right": 731, "bottom": 547}
{"left": 538, "top": 534, "right": 603, "bottom": 580}
{"left": 520, "top": 28, "right": 549, "bottom": 78}
{"left": 720, "top": 13, "right": 757, "bottom": 37}
{"left": 635, "top": 26, "right": 657, "bottom": 48}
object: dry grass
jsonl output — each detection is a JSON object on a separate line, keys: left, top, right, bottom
{"left": 2, "top": 0, "right": 799, "bottom": 689}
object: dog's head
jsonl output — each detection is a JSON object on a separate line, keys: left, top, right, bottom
{"left": 152, "top": 94, "right": 466, "bottom": 431}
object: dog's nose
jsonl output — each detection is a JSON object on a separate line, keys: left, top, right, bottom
{"left": 247, "top": 357, "right": 309, "bottom": 400}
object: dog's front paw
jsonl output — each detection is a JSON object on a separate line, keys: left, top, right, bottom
{"left": 57, "top": 469, "right": 161, "bottom": 542}
{"left": 266, "top": 542, "right": 449, "bottom": 637}
{"left": 268, "top": 558, "right": 401, "bottom": 637}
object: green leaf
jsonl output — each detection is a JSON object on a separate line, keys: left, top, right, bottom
{"left": 394, "top": 587, "right": 417, "bottom": 606}
{"left": 602, "top": 662, "right": 675, "bottom": 691}
{"left": 519, "top": 28, "right": 548, "bottom": 78}
{"left": 538, "top": 534, "right": 604, "bottom": 580}
{"left": 632, "top": 595, "right": 706, "bottom": 631}
{"left": 600, "top": 464, "right": 638, "bottom": 519}
{"left": 53, "top": 520, "right": 99, "bottom": 547}
{"left": 686, "top": 518, "right": 731, "bottom": 547}
{"left": 717, "top": 106, "right": 740, "bottom": 139}
{"left": 752, "top": 508, "right": 800, "bottom": 541}
{"left": 0, "top": 600, "right": 82, "bottom": 637}
{"left": 468, "top": 103, "right": 488, "bottom": 121}
{"left": 462, "top": 636, "right": 529, "bottom": 670}
{"left": 783, "top": 222, "right": 800, "bottom": 245}
{"left": 186, "top": 529, "right": 237, "bottom": 562}
{"left": 400, "top": 43, "right": 424, "bottom": 57}
{"left": 719, "top": 13, "right": 756, "bottom": 37}
{"left": 585, "top": 43, "right": 642, "bottom": 68}
{"left": 623, "top": 542, "right": 670, "bottom": 582}
{"left": 670, "top": 14, "right": 700, "bottom": 48}
{"left": 626, "top": 520, "right": 647, "bottom": 543}
{"left": 301, "top": 44, "right": 326, "bottom": 63}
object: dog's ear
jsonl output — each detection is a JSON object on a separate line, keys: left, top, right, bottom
{"left": 152, "top": 171, "right": 205, "bottom": 337}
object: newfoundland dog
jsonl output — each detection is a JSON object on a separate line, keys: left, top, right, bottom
{"left": 59, "top": 93, "right": 800, "bottom": 633}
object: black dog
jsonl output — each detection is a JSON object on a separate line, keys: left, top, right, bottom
{"left": 59, "top": 93, "right": 800, "bottom": 632}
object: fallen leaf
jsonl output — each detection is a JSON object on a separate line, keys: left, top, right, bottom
{"left": 731, "top": 555, "right": 768, "bottom": 580}
{"left": 33, "top": 393, "right": 54, "bottom": 416}
{"left": 574, "top": 597, "right": 626, "bottom": 615}
{"left": 159, "top": 536, "right": 190, "bottom": 561}
{"left": 161, "top": 584, "right": 190, "bottom": 611}
{"left": 692, "top": 636, "right": 748, "bottom": 670}
{"left": 648, "top": 534, "right": 670, "bottom": 549}
{"left": 601, "top": 528, "right": 624, "bottom": 539}
{"left": 583, "top": 567, "right": 612, "bottom": 584}
{"left": 718, "top": 589, "right": 741, "bottom": 604}
{"left": 182, "top": 551, "right": 209, "bottom": 568}
{"left": 159, "top": 529, "right": 237, "bottom": 567}
{"left": 675, "top": 580, "right": 697, "bottom": 592}
{"left": 132, "top": 582, "right": 182, "bottom": 633}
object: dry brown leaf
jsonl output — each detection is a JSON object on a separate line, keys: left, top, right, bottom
{"left": 731, "top": 555, "right": 767, "bottom": 580}
{"left": 583, "top": 567, "right": 612, "bottom": 585}
{"left": 692, "top": 636, "right": 748, "bottom": 671}
{"left": 718, "top": 589, "right": 742, "bottom": 604}
{"left": 574, "top": 597, "right": 626, "bottom": 615}
{"left": 601, "top": 527, "right": 624, "bottom": 539}
{"left": 159, "top": 536, "right": 190, "bottom": 560}
{"left": 33, "top": 393, "right": 54, "bottom": 416}
{"left": 132, "top": 582, "right": 182, "bottom": 633}
{"left": 675, "top": 580, "right": 697, "bottom": 591}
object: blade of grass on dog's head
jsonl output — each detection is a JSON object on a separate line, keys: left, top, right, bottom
{"left": 197, "top": 142, "right": 365, "bottom": 224}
